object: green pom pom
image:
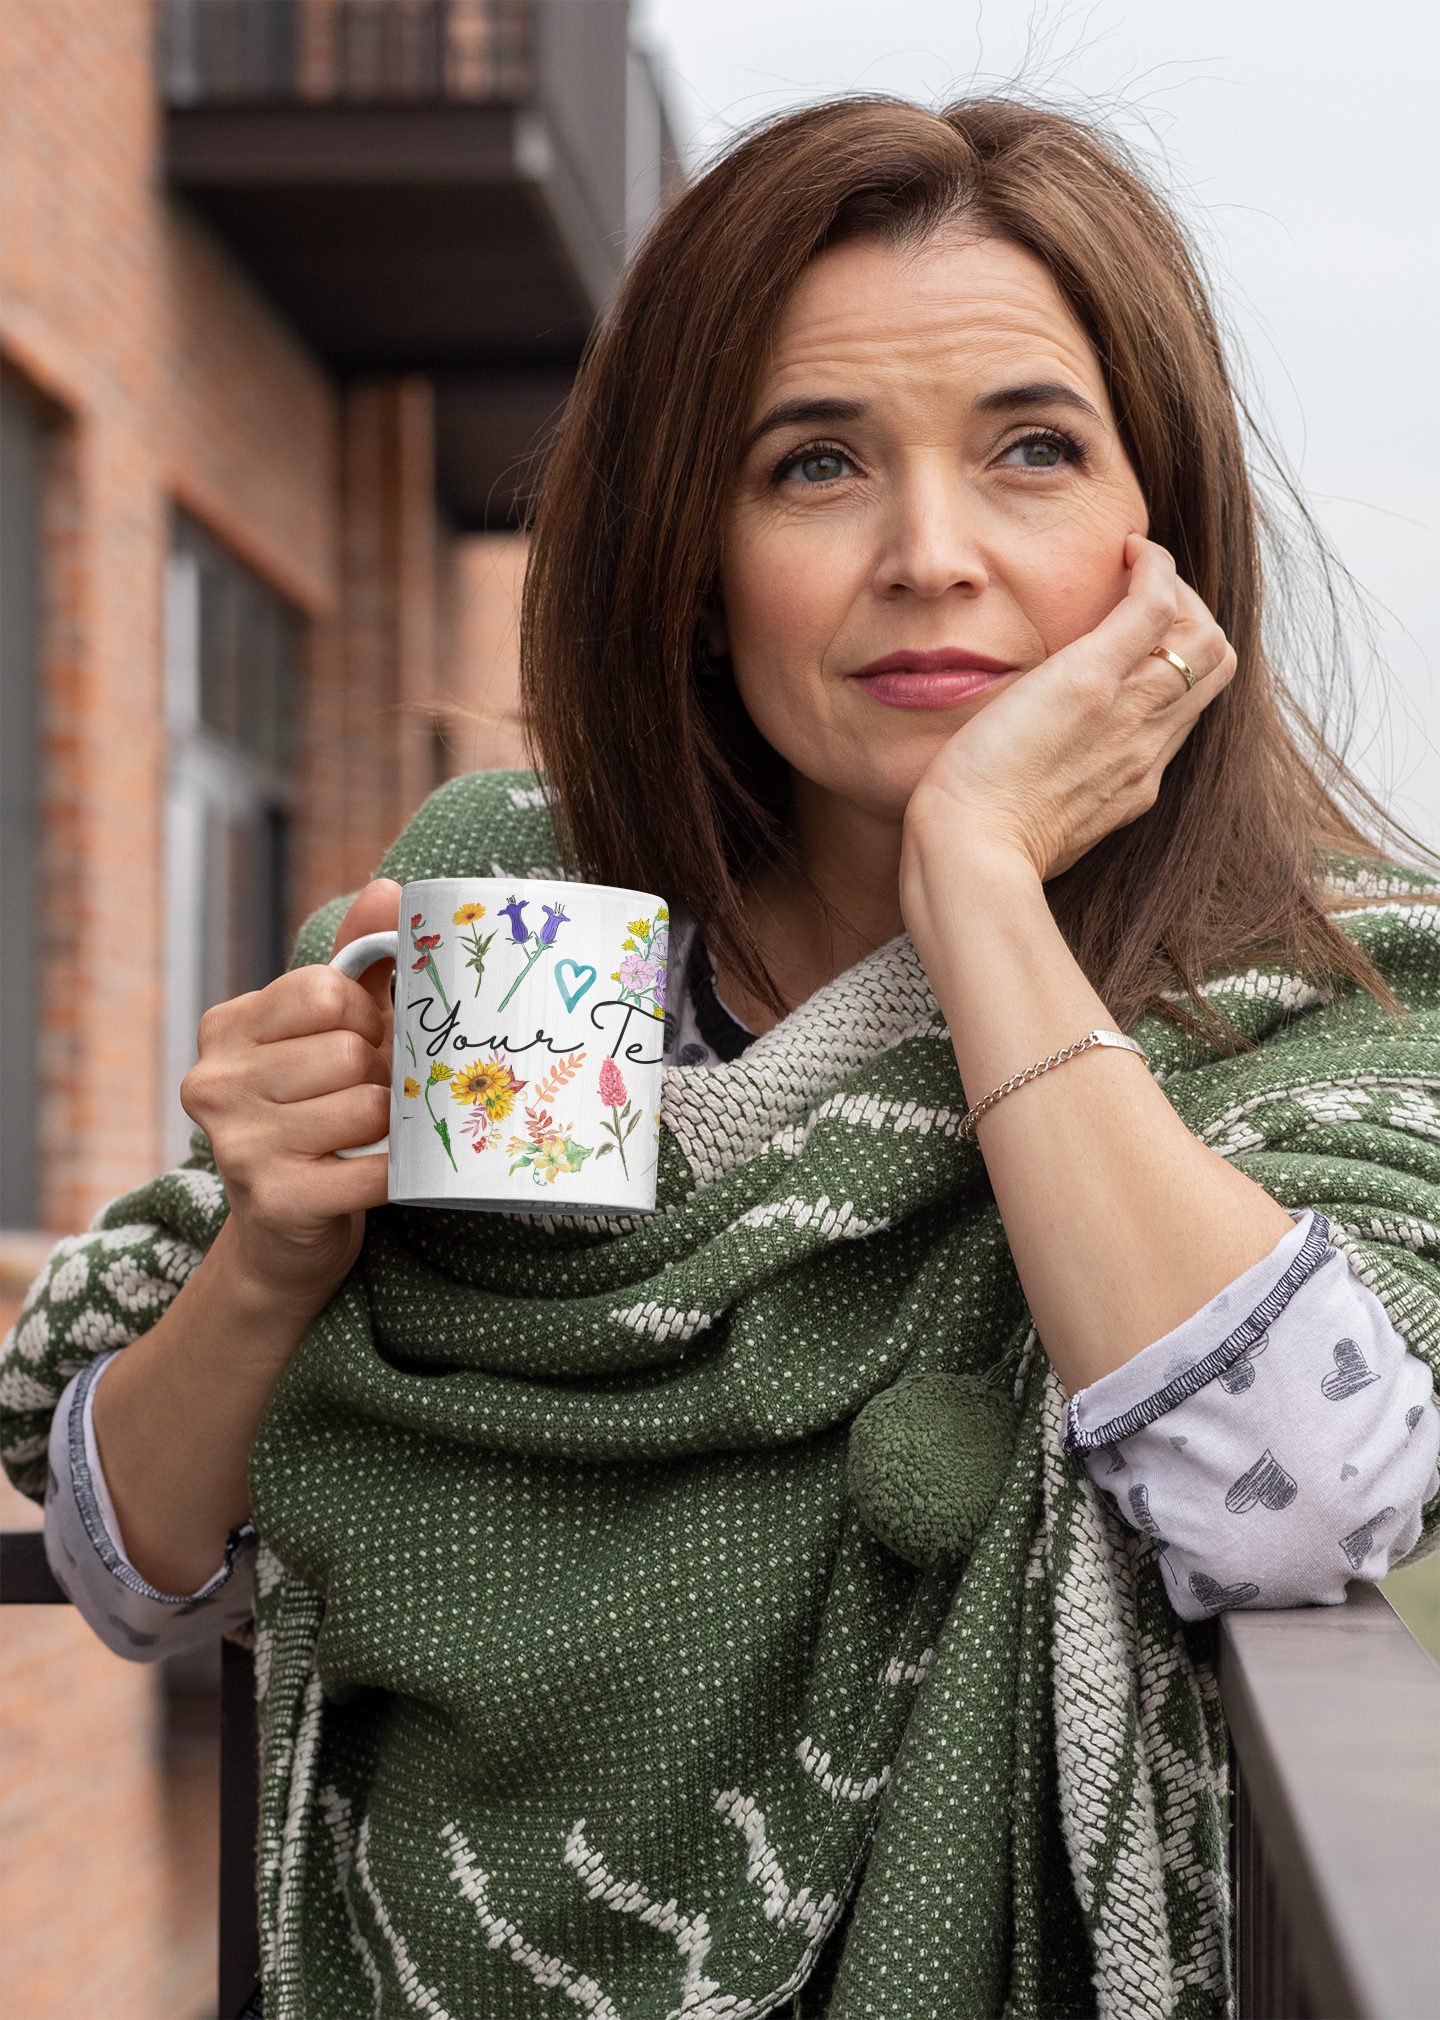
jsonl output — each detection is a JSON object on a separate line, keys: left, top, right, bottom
{"left": 847, "top": 1372, "right": 1019, "bottom": 1567}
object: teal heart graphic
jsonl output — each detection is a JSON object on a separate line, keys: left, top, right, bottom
{"left": 554, "top": 959, "right": 597, "bottom": 1012}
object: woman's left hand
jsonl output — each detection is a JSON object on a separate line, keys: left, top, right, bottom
{"left": 903, "top": 535, "right": 1237, "bottom": 883}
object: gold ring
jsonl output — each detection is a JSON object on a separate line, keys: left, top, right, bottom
{"left": 1150, "top": 646, "right": 1196, "bottom": 690}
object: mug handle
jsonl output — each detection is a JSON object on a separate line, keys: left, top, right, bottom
{"left": 329, "top": 931, "right": 399, "bottom": 1159}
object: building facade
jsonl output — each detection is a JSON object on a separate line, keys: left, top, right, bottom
{"left": 0, "top": 4, "right": 672, "bottom": 2011}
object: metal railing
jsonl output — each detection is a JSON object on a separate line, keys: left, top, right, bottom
{"left": 1218, "top": 1580, "right": 1439, "bottom": 2018}
{"left": 1, "top": 1527, "right": 261, "bottom": 2018}
{"left": 159, "top": 0, "right": 535, "bottom": 106}
{"left": 4, "top": 1526, "right": 1435, "bottom": 2018}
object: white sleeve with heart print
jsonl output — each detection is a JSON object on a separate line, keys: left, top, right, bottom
{"left": 1063, "top": 1211, "right": 1439, "bottom": 1619}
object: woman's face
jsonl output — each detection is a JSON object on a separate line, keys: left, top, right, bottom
{"left": 718, "top": 233, "right": 1150, "bottom": 824}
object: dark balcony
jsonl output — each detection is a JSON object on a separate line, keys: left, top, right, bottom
{"left": 159, "top": 0, "right": 676, "bottom": 525}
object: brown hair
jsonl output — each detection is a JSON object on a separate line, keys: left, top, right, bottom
{"left": 522, "top": 96, "right": 1399, "bottom": 1032}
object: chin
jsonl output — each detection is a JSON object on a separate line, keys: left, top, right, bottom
{"left": 835, "top": 762, "right": 932, "bottom": 823}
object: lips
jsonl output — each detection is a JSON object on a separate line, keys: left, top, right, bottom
{"left": 848, "top": 647, "right": 1018, "bottom": 710}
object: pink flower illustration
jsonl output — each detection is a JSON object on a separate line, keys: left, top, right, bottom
{"left": 595, "top": 1054, "right": 639, "bottom": 1177}
{"left": 618, "top": 952, "right": 660, "bottom": 994}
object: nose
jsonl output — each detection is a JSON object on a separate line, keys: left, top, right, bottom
{"left": 871, "top": 456, "right": 990, "bottom": 602}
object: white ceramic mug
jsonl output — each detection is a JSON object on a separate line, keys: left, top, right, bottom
{"left": 330, "top": 878, "right": 669, "bottom": 1215}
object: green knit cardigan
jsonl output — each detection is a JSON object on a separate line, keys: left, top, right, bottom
{"left": 4, "top": 771, "right": 1438, "bottom": 2020}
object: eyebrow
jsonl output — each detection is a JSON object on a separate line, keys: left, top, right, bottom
{"left": 743, "top": 397, "right": 867, "bottom": 455}
{"left": 973, "top": 380, "right": 1104, "bottom": 423}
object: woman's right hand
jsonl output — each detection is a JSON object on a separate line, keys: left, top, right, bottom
{"left": 89, "top": 880, "right": 402, "bottom": 1595}
{"left": 180, "top": 878, "right": 402, "bottom": 1320}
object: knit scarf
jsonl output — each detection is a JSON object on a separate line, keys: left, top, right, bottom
{"left": 6, "top": 771, "right": 1438, "bottom": 2020}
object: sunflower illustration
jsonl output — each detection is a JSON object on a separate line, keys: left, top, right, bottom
{"left": 452, "top": 901, "right": 487, "bottom": 925}
{"left": 450, "top": 1056, "right": 526, "bottom": 1122}
{"left": 403, "top": 1075, "right": 421, "bottom": 1099}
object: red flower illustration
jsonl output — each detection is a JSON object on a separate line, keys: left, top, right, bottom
{"left": 411, "top": 913, "right": 423, "bottom": 929}
{"left": 598, "top": 1057, "right": 628, "bottom": 1108}
{"left": 411, "top": 956, "right": 429, "bottom": 970}
{"left": 414, "top": 933, "right": 441, "bottom": 950}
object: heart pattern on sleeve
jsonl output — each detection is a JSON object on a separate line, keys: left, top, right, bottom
{"left": 1321, "top": 1339, "right": 1380, "bottom": 1401}
{"left": 1225, "top": 1449, "right": 1298, "bottom": 1515}
{"left": 1127, "top": 1483, "right": 1161, "bottom": 1536}
{"left": 1189, "top": 1570, "right": 1261, "bottom": 1613}
{"left": 1338, "top": 1507, "right": 1397, "bottom": 1573}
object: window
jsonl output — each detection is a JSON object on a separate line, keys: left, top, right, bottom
{"left": 163, "top": 514, "right": 299, "bottom": 1165}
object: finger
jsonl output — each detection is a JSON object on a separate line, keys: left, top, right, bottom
{"left": 1144, "top": 625, "right": 1236, "bottom": 709}
{"left": 333, "top": 878, "right": 402, "bottom": 953}
{"left": 1150, "top": 642, "right": 1238, "bottom": 764}
{"left": 181, "top": 1032, "right": 385, "bottom": 1140}
{"left": 245, "top": 1027, "right": 391, "bottom": 1104}
{"left": 1165, "top": 585, "right": 1232, "bottom": 676}
{"left": 1065, "top": 537, "right": 1179, "bottom": 682}
{"left": 271, "top": 1084, "right": 393, "bottom": 1157}
{"left": 335, "top": 880, "right": 402, "bottom": 1020}
{"left": 222, "top": 1083, "right": 392, "bottom": 1166}
{"left": 209, "top": 965, "right": 388, "bottom": 1050}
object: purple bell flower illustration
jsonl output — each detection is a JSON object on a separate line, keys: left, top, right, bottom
{"left": 497, "top": 895, "right": 572, "bottom": 1011}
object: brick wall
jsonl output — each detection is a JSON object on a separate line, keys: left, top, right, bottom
{"left": 1, "top": 0, "right": 338, "bottom": 1230}
{"left": 0, "top": 4, "right": 336, "bottom": 2011}
{"left": 1, "top": 7, "right": 534, "bottom": 2011}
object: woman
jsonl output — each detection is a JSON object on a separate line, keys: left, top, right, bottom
{"left": 5, "top": 98, "right": 1437, "bottom": 2019}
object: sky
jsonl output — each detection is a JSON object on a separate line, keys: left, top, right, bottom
{"left": 631, "top": 0, "right": 1439, "bottom": 852}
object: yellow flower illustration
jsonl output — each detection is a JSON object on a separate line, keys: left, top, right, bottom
{"left": 451, "top": 1056, "right": 525, "bottom": 1120}
{"left": 656, "top": 906, "right": 669, "bottom": 923}
{"left": 429, "top": 1060, "right": 453, "bottom": 1083}
{"left": 610, "top": 970, "right": 622, "bottom": 983}
{"left": 452, "top": 902, "right": 487, "bottom": 925}
{"left": 627, "top": 919, "right": 650, "bottom": 938}
{"left": 403, "top": 1075, "right": 421, "bottom": 1099}
{"left": 622, "top": 938, "right": 638, "bottom": 951}
{"left": 532, "top": 1135, "right": 576, "bottom": 1183}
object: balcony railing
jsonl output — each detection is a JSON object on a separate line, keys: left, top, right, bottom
{"left": 1218, "top": 1582, "right": 1439, "bottom": 2018}
{"left": 153, "top": 0, "right": 675, "bottom": 523}
{"left": 160, "top": 0, "right": 535, "bottom": 106}
{"left": 23, "top": 1526, "right": 1427, "bottom": 2018}
{"left": 1, "top": 1527, "right": 262, "bottom": 2016}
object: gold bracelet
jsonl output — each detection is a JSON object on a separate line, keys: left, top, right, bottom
{"left": 960, "top": 1029, "right": 1148, "bottom": 1141}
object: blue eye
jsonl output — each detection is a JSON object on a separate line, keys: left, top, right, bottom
{"left": 1001, "top": 433, "right": 1071, "bottom": 469}
{"left": 781, "top": 448, "right": 851, "bottom": 485}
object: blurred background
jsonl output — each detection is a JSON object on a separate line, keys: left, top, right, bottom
{"left": 0, "top": 2, "right": 1434, "bottom": 2014}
